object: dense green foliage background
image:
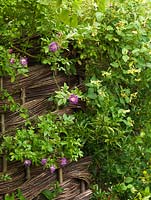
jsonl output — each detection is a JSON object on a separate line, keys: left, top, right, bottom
{"left": 1, "top": 0, "right": 151, "bottom": 199}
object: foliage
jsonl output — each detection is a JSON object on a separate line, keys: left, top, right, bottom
{"left": 4, "top": 189, "right": 26, "bottom": 200}
{"left": 0, "top": 174, "right": 12, "bottom": 181}
{"left": 1, "top": 0, "right": 151, "bottom": 199}
{"left": 1, "top": 89, "right": 30, "bottom": 123}
{"left": 90, "top": 184, "right": 111, "bottom": 200}
{"left": 0, "top": 113, "right": 83, "bottom": 166}
{"left": 50, "top": 83, "right": 83, "bottom": 107}
{"left": 41, "top": 182, "right": 63, "bottom": 200}
{"left": 0, "top": 46, "right": 28, "bottom": 81}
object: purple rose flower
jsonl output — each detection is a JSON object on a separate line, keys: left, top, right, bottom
{"left": 50, "top": 165, "right": 56, "bottom": 174}
{"left": 49, "top": 42, "right": 59, "bottom": 52}
{"left": 24, "top": 159, "right": 31, "bottom": 167}
{"left": 8, "top": 48, "right": 13, "bottom": 54}
{"left": 10, "top": 58, "right": 15, "bottom": 64}
{"left": 60, "top": 157, "right": 67, "bottom": 167}
{"left": 69, "top": 94, "right": 79, "bottom": 105}
{"left": 20, "top": 57, "right": 28, "bottom": 66}
{"left": 41, "top": 158, "right": 47, "bottom": 166}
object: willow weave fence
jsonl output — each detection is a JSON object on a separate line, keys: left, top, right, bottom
{"left": 0, "top": 64, "right": 92, "bottom": 199}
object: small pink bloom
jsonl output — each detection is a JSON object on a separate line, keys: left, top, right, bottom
{"left": 10, "top": 58, "right": 15, "bottom": 64}
{"left": 8, "top": 49, "right": 13, "bottom": 54}
{"left": 50, "top": 165, "right": 56, "bottom": 174}
{"left": 41, "top": 158, "right": 47, "bottom": 165}
{"left": 49, "top": 42, "right": 59, "bottom": 52}
{"left": 24, "top": 159, "right": 31, "bottom": 167}
{"left": 69, "top": 94, "right": 79, "bottom": 104}
{"left": 60, "top": 157, "right": 67, "bottom": 167}
{"left": 20, "top": 57, "right": 28, "bottom": 66}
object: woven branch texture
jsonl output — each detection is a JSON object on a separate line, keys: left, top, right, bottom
{"left": 0, "top": 64, "right": 92, "bottom": 199}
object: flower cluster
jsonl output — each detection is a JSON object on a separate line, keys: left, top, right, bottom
{"left": 9, "top": 50, "right": 28, "bottom": 67}
{"left": 40, "top": 157, "right": 68, "bottom": 174}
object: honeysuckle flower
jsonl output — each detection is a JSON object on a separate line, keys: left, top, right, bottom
{"left": 69, "top": 94, "right": 79, "bottom": 105}
{"left": 49, "top": 42, "right": 59, "bottom": 52}
{"left": 41, "top": 158, "right": 47, "bottom": 165}
{"left": 60, "top": 157, "right": 67, "bottom": 167}
{"left": 20, "top": 57, "right": 28, "bottom": 66}
{"left": 24, "top": 159, "right": 31, "bottom": 167}
{"left": 10, "top": 58, "right": 15, "bottom": 64}
{"left": 50, "top": 165, "right": 56, "bottom": 174}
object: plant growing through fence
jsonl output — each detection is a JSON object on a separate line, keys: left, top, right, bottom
{"left": 1, "top": 0, "right": 151, "bottom": 199}
{"left": 0, "top": 113, "right": 83, "bottom": 167}
{"left": 4, "top": 189, "right": 26, "bottom": 200}
{"left": 41, "top": 182, "right": 63, "bottom": 200}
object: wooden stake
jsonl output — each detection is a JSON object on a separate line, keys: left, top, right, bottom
{"left": 2, "top": 154, "right": 7, "bottom": 173}
{"left": 80, "top": 180, "right": 86, "bottom": 193}
{"left": 58, "top": 168, "right": 63, "bottom": 184}
{"left": 21, "top": 88, "right": 26, "bottom": 104}
{"left": 1, "top": 78, "right": 5, "bottom": 134}
{"left": 1, "top": 114, "right": 5, "bottom": 134}
{"left": 1, "top": 77, "right": 8, "bottom": 173}
{"left": 25, "top": 166, "right": 31, "bottom": 180}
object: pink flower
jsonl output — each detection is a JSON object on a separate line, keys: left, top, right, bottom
{"left": 20, "top": 57, "right": 28, "bottom": 66}
{"left": 10, "top": 58, "right": 15, "bottom": 64}
{"left": 69, "top": 94, "right": 79, "bottom": 104}
{"left": 41, "top": 158, "right": 47, "bottom": 165}
{"left": 49, "top": 42, "right": 59, "bottom": 52}
{"left": 8, "top": 49, "right": 13, "bottom": 54}
{"left": 60, "top": 157, "right": 67, "bottom": 167}
{"left": 24, "top": 159, "right": 31, "bottom": 167}
{"left": 50, "top": 165, "right": 56, "bottom": 174}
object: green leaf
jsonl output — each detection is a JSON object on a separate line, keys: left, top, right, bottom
{"left": 41, "top": 189, "right": 53, "bottom": 200}
{"left": 144, "top": 186, "right": 150, "bottom": 196}
{"left": 122, "top": 55, "right": 129, "bottom": 62}
{"left": 95, "top": 0, "right": 106, "bottom": 12}
{"left": 120, "top": 183, "right": 127, "bottom": 191}
{"left": 20, "top": 20, "right": 26, "bottom": 26}
{"left": 71, "top": 14, "right": 78, "bottom": 27}
{"left": 87, "top": 88, "right": 97, "bottom": 99}
{"left": 59, "top": 9, "right": 70, "bottom": 25}
{"left": 56, "top": 0, "right": 62, "bottom": 7}
{"left": 95, "top": 12, "right": 103, "bottom": 22}
{"left": 37, "top": 0, "right": 51, "bottom": 5}
{"left": 122, "top": 48, "right": 128, "bottom": 55}
{"left": 124, "top": 177, "right": 133, "bottom": 183}
{"left": 5, "top": 192, "right": 15, "bottom": 200}
{"left": 110, "top": 62, "right": 119, "bottom": 68}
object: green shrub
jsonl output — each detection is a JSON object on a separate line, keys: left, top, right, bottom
{"left": 1, "top": 0, "right": 151, "bottom": 199}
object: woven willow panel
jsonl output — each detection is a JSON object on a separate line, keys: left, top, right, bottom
{"left": 0, "top": 64, "right": 91, "bottom": 199}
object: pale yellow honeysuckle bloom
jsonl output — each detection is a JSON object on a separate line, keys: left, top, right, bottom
{"left": 127, "top": 68, "right": 141, "bottom": 75}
